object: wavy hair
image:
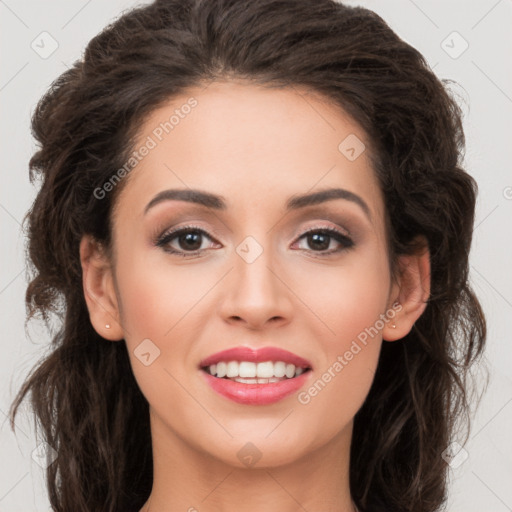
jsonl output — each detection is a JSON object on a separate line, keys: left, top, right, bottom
{"left": 9, "top": 1, "right": 487, "bottom": 511}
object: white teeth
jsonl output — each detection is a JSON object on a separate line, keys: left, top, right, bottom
{"left": 256, "top": 361, "right": 274, "bottom": 378}
{"left": 216, "top": 361, "right": 227, "bottom": 378}
{"left": 206, "top": 360, "right": 308, "bottom": 379}
{"left": 273, "top": 361, "right": 286, "bottom": 377}
{"left": 233, "top": 377, "right": 282, "bottom": 384}
{"left": 226, "top": 361, "right": 238, "bottom": 378}
{"left": 285, "top": 363, "right": 296, "bottom": 379}
{"left": 239, "top": 361, "right": 256, "bottom": 378}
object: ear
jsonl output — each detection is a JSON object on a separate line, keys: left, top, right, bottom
{"left": 79, "top": 234, "right": 123, "bottom": 341}
{"left": 383, "top": 235, "right": 431, "bottom": 342}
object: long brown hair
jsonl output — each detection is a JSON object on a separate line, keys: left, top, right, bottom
{"left": 10, "top": 1, "right": 487, "bottom": 511}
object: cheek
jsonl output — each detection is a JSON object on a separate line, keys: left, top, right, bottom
{"left": 113, "top": 248, "right": 217, "bottom": 390}
{"left": 290, "top": 246, "right": 391, "bottom": 342}
{"left": 113, "top": 251, "right": 201, "bottom": 411}
{"left": 291, "top": 250, "right": 389, "bottom": 416}
{"left": 114, "top": 244, "right": 209, "bottom": 338}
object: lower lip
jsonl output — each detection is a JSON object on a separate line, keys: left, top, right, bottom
{"left": 200, "top": 369, "right": 312, "bottom": 405}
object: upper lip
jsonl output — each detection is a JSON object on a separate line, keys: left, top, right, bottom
{"left": 199, "top": 346, "right": 312, "bottom": 369}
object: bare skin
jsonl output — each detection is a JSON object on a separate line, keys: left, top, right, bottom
{"left": 80, "top": 80, "right": 430, "bottom": 512}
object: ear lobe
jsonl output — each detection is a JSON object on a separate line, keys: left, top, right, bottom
{"left": 80, "top": 234, "right": 123, "bottom": 341}
{"left": 383, "top": 236, "right": 431, "bottom": 342}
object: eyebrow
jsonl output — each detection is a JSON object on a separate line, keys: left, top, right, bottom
{"left": 144, "top": 187, "right": 372, "bottom": 221}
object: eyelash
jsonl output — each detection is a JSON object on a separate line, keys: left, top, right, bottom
{"left": 155, "top": 223, "right": 355, "bottom": 259}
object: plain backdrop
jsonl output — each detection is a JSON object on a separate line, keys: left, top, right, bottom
{"left": 1, "top": 1, "right": 511, "bottom": 511}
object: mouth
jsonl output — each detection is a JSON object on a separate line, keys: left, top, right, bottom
{"left": 201, "top": 361, "right": 312, "bottom": 383}
{"left": 198, "top": 346, "right": 313, "bottom": 405}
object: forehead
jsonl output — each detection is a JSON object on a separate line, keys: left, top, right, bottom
{"left": 113, "top": 80, "right": 385, "bottom": 226}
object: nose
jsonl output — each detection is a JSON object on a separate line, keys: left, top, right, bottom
{"left": 218, "top": 244, "right": 293, "bottom": 330}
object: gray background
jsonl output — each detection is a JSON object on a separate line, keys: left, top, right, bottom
{"left": 1, "top": 0, "right": 511, "bottom": 510}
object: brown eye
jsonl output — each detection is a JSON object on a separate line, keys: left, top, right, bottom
{"left": 294, "top": 227, "right": 354, "bottom": 255}
{"left": 156, "top": 226, "right": 217, "bottom": 257}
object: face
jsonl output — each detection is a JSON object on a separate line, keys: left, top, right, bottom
{"left": 99, "top": 80, "right": 400, "bottom": 468}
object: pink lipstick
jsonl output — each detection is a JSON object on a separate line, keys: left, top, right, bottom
{"left": 199, "top": 346, "right": 312, "bottom": 405}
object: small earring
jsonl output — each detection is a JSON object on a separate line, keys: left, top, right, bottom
{"left": 391, "top": 323, "right": 396, "bottom": 329}
{"left": 105, "top": 324, "right": 111, "bottom": 329}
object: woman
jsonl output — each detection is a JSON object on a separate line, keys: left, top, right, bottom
{"left": 9, "top": 0, "right": 487, "bottom": 511}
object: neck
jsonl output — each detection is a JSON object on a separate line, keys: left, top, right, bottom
{"left": 140, "top": 409, "right": 357, "bottom": 512}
